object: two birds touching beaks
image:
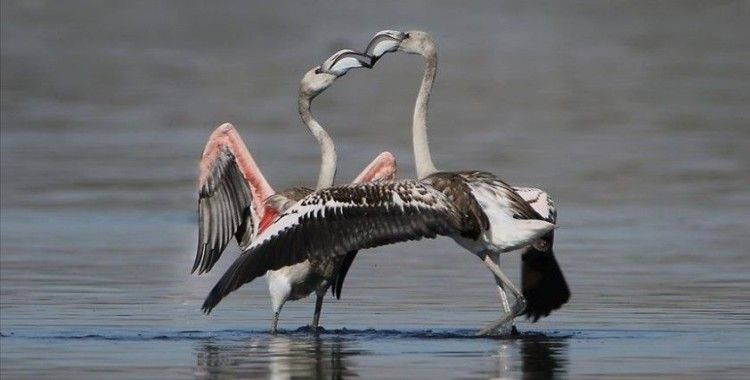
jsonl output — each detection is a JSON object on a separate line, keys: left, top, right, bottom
{"left": 192, "top": 30, "right": 570, "bottom": 336}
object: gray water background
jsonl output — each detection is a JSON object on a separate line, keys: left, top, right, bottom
{"left": 1, "top": 1, "right": 749, "bottom": 378}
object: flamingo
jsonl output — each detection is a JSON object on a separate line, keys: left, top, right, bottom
{"left": 193, "top": 50, "right": 397, "bottom": 332}
{"left": 365, "top": 30, "right": 569, "bottom": 334}
{"left": 201, "top": 42, "right": 557, "bottom": 334}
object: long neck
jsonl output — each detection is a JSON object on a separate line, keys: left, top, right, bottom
{"left": 413, "top": 48, "right": 439, "bottom": 179}
{"left": 298, "top": 96, "right": 337, "bottom": 189}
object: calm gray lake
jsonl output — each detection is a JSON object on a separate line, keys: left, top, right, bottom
{"left": 2, "top": 1, "right": 749, "bottom": 378}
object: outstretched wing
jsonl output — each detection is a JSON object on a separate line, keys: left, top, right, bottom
{"left": 332, "top": 151, "right": 397, "bottom": 299}
{"left": 514, "top": 187, "right": 570, "bottom": 322}
{"left": 193, "top": 123, "right": 275, "bottom": 275}
{"left": 203, "top": 180, "right": 474, "bottom": 313}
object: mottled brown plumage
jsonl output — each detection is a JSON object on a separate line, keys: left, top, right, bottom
{"left": 266, "top": 185, "right": 362, "bottom": 300}
{"left": 202, "top": 179, "right": 478, "bottom": 313}
{"left": 423, "top": 172, "right": 490, "bottom": 234}
{"left": 266, "top": 187, "right": 313, "bottom": 213}
{"left": 452, "top": 171, "right": 543, "bottom": 220}
{"left": 200, "top": 173, "right": 553, "bottom": 314}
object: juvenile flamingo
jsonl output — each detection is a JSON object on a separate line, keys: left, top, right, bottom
{"left": 365, "top": 30, "right": 569, "bottom": 334}
{"left": 193, "top": 50, "right": 397, "bottom": 332}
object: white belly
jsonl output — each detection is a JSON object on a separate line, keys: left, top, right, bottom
{"left": 266, "top": 259, "right": 327, "bottom": 312}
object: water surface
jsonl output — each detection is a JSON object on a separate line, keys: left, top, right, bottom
{"left": 2, "top": 1, "right": 749, "bottom": 378}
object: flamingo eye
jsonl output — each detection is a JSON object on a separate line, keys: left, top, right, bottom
{"left": 404, "top": 32, "right": 411, "bottom": 38}
{"left": 314, "top": 68, "right": 322, "bottom": 74}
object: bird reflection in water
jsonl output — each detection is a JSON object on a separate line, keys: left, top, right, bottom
{"left": 520, "top": 338, "right": 568, "bottom": 379}
{"left": 194, "top": 331, "right": 568, "bottom": 379}
{"left": 485, "top": 334, "right": 569, "bottom": 379}
{"left": 195, "top": 334, "right": 360, "bottom": 379}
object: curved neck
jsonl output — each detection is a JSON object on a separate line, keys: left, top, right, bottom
{"left": 413, "top": 48, "right": 439, "bottom": 179}
{"left": 298, "top": 96, "right": 337, "bottom": 189}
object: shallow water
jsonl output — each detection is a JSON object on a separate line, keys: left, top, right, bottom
{"left": 2, "top": 1, "right": 749, "bottom": 379}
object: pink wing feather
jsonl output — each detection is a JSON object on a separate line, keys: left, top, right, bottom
{"left": 198, "top": 123, "right": 275, "bottom": 208}
{"left": 352, "top": 151, "right": 397, "bottom": 183}
{"left": 193, "top": 123, "right": 276, "bottom": 274}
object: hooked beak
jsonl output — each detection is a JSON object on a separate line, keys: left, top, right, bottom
{"left": 364, "top": 30, "right": 406, "bottom": 63}
{"left": 320, "top": 49, "right": 373, "bottom": 76}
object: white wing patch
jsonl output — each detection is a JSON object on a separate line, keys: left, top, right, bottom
{"left": 514, "top": 187, "right": 556, "bottom": 223}
{"left": 466, "top": 180, "right": 519, "bottom": 219}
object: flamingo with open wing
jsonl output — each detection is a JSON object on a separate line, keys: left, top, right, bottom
{"left": 200, "top": 34, "right": 557, "bottom": 336}
{"left": 193, "top": 50, "right": 397, "bottom": 332}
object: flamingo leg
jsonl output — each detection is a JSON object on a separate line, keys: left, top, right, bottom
{"left": 496, "top": 276, "right": 513, "bottom": 316}
{"left": 271, "top": 312, "right": 280, "bottom": 334}
{"left": 477, "top": 254, "right": 527, "bottom": 336}
{"left": 311, "top": 294, "right": 324, "bottom": 330}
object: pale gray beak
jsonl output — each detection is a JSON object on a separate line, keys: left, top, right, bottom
{"left": 365, "top": 30, "right": 406, "bottom": 62}
{"left": 320, "top": 49, "right": 373, "bottom": 76}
